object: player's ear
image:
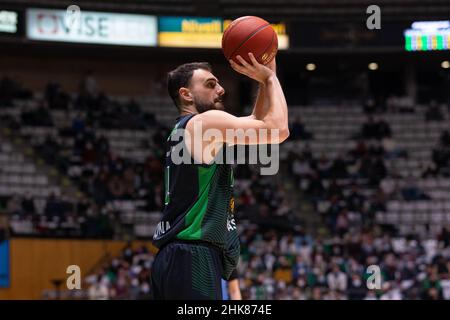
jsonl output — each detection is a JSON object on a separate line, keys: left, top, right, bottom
{"left": 179, "top": 87, "right": 193, "bottom": 104}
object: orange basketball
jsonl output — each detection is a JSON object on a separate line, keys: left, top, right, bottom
{"left": 222, "top": 16, "right": 278, "bottom": 65}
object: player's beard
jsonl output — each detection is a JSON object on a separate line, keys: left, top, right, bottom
{"left": 194, "top": 97, "right": 224, "bottom": 113}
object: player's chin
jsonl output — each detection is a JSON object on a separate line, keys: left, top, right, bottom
{"left": 214, "top": 102, "right": 225, "bottom": 110}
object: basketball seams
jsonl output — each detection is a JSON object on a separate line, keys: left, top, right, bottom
{"left": 227, "top": 23, "right": 271, "bottom": 60}
{"left": 258, "top": 29, "right": 277, "bottom": 65}
{"left": 222, "top": 16, "right": 254, "bottom": 52}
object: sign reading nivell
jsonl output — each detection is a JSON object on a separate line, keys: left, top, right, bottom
{"left": 158, "top": 16, "right": 289, "bottom": 49}
{"left": 26, "top": 8, "right": 157, "bottom": 46}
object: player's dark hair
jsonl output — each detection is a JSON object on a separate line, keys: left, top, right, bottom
{"left": 167, "top": 62, "right": 212, "bottom": 110}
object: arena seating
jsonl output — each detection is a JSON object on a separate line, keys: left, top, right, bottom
{"left": 1, "top": 77, "right": 449, "bottom": 300}
{"left": 283, "top": 104, "right": 450, "bottom": 238}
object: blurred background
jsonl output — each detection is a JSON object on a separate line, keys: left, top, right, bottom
{"left": 0, "top": 0, "right": 449, "bottom": 300}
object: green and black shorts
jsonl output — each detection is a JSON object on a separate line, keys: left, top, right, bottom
{"left": 151, "top": 241, "right": 223, "bottom": 300}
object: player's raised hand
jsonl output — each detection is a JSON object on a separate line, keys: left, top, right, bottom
{"left": 229, "top": 53, "right": 274, "bottom": 84}
{"left": 266, "top": 57, "right": 276, "bottom": 73}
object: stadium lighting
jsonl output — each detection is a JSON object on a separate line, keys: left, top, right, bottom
{"left": 306, "top": 63, "right": 316, "bottom": 71}
{"left": 441, "top": 60, "right": 450, "bottom": 69}
{"left": 368, "top": 62, "right": 379, "bottom": 70}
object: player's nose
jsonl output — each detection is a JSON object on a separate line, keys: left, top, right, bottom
{"left": 217, "top": 84, "right": 225, "bottom": 96}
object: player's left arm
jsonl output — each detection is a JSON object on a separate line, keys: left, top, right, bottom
{"left": 228, "top": 279, "right": 242, "bottom": 300}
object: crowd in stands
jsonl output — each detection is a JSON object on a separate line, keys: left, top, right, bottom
{"left": 289, "top": 151, "right": 384, "bottom": 234}
{"left": 4, "top": 193, "right": 117, "bottom": 238}
{"left": 1, "top": 76, "right": 298, "bottom": 239}
{"left": 238, "top": 226, "right": 450, "bottom": 300}
{"left": 1, "top": 75, "right": 170, "bottom": 238}
{"left": 0, "top": 76, "right": 33, "bottom": 106}
{"left": 287, "top": 111, "right": 446, "bottom": 235}
{"left": 85, "top": 244, "right": 153, "bottom": 300}
{"left": 1, "top": 74, "right": 450, "bottom": 300}
{"left": 80, "top": 102, "right": 450, "bottom": 300}
{"left": 84, "top": 225, "right": 450, "bottom": 300}
{"left": 233, "top": 165, "right": 301, "bottom": 231}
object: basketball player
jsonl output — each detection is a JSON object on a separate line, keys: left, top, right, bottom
{"left": 151, "top": 53, "right": 289, "bottom": 299}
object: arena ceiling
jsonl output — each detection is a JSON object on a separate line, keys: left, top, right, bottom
{"left": 1, "top": 0, "right": 450, "bottom": 22}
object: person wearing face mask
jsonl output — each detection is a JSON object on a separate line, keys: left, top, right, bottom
{"left": 347, "top": 273, "right": 366, "bottom": 300}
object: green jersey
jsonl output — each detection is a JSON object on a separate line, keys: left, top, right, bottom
{"left": 153, "top": 114, "right": 240, "bottom": 279}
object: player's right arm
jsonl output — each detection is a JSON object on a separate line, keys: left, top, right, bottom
{"left": 189, "top": 108, "right": 288, "bottom": 145}
{"left": 246, "top": 57, "right": 276, "bottom": 121}
{"left": 187, "top": 53, "right": 289, "bottom": 145}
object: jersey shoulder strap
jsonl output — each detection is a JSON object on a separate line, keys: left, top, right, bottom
{"left": 175, "top": 114, "right": 196, "bottom": 130}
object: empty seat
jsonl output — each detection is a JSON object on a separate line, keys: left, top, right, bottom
{"left": 430, "top": 202, "right": 444, "bottom": 211}
{"left": 386, "top": 212, "right": 400, "bottom": 224}
{"left": 444, "top": 201, "right": 450, "bottom": 211}
{"left": 375, "top": 211, "right": 385, "bottom": 223}
{"left": 22, "top": 175, "right": 34, "bottom": 185}
{"left": 416, "top": 213, "right": 429, "bottom": 223}
{"left": 10, "top": 175, "right": 20, "bottom": 184}
{"left": 430, "top": 212, "right": 444, "bottom": 223}
{"left": 35, "top": 176, "right": 48, "bottom": 185}
{"left": 402, "top": 213, "right": 414, "bottom": 223}
{"left": 402, "top": 202, "right": 415, "bottom": 213}
{"left": 387, "top": 201, "right": 401, "bottom": 211}
{"left": 399, "top": 224, "right": 413, "bottom": 235}
{"left": 414, "top": 201, "right": 429, "bottom": 212}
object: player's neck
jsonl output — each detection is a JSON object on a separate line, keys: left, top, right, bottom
{"left": 179, "top": 105, "right": 199, "bottom": 117}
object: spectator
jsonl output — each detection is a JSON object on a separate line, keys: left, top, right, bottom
{"left": 382, "top": 137, "right": 407, "bottom": 159}
{"left": 327, "top": 264, "right": 347, "bottom": 292}
{"left": 345, "top": 184, "right": 366, "bottom": 212}
{"left": 87, "top": 275, "right": 109, "bottom": 300}
{"left": 81, "top": 70, "right": 99, "bottom": 98}
{"left": 361, "top": 116, "right": 379, "bottom": 140}
{"left": 376, "top": 118, "right": 392, "bottom": 139}
{"left": 425, "top": 101, "right": 444, "bottom": 122}
{"left": 290, "top": 116, "right": 313, "bottom": 140}
{"left": 21, "top": 193, "right": 36, "bottom": 215}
